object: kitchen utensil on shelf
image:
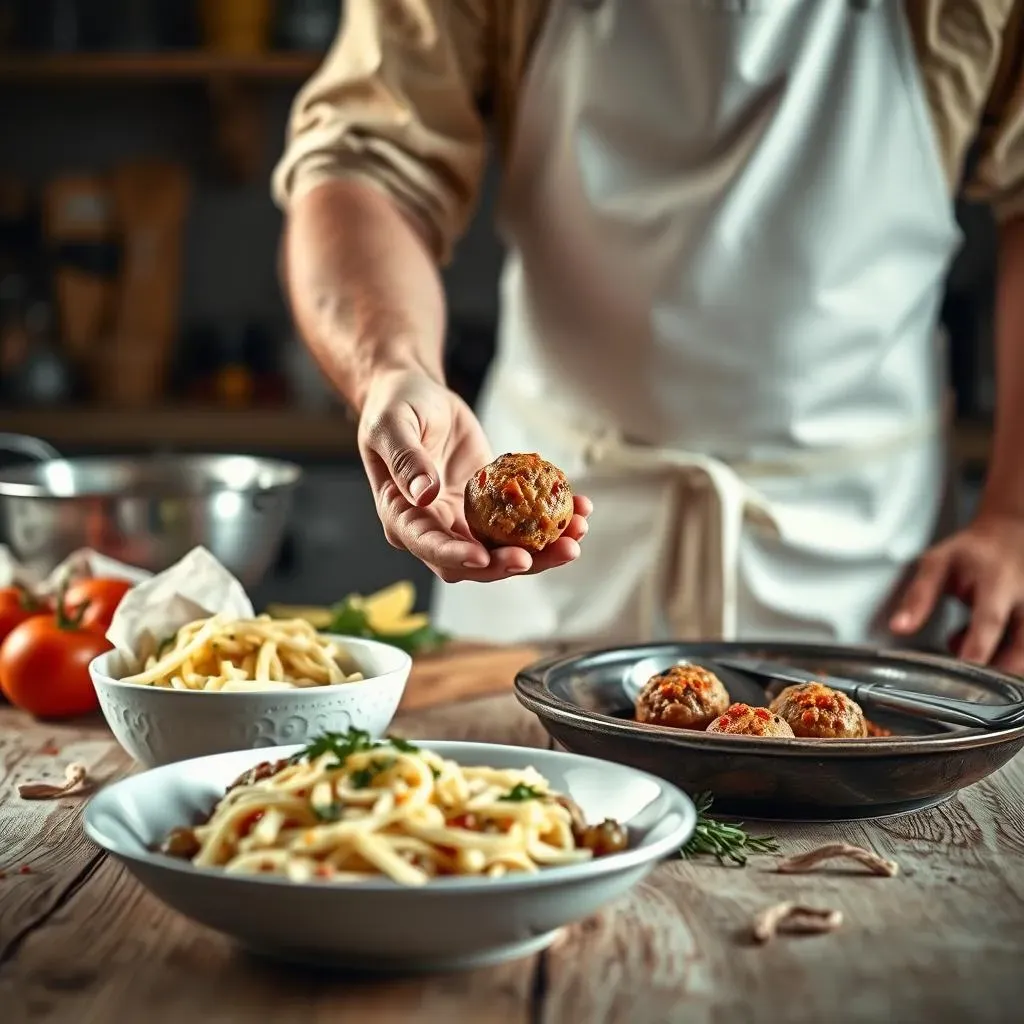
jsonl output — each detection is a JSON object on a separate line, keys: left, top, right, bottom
{"left": 515, "top": 641, "right": 1024, "bottom": 820}
{"left": 97, "top": 161, "right": 189, "bottom": 408}
{"left": 0, "top": 434, "right": 300, "bottom": 586}
{"left": 711, "top": 656, "right": 1024, "bottom": 731}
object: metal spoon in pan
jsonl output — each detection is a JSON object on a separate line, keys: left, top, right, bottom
{"left": 710, "top": 657, "right": 1024, "bottom": 731}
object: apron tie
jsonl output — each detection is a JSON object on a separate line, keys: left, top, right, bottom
{"left": 581, "top": 430, "right": 779, "bottom": 640}
{"left": 488, "top": 372, "right": 948, "bottom": 643}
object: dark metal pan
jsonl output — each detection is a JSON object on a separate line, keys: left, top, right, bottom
{"left": 515, "top": 642, "right": 1024, "bottom": 821}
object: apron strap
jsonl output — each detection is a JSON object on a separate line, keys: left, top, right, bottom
{"left": 487, "top": 373, "right": 946, "bottom": 641}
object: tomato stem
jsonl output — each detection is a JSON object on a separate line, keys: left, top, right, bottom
{"left": 14, "top": 583, "right": 41, "bottom": 612}
{"left": 54, "top": 582, "right": 89, "bottom": 631}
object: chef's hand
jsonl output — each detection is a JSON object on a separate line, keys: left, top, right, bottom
{"left": 890, "top": 512, "right": 1024, "bottom": 673}
{"left": 358, "top": 368, "right": 591, "bottom": 583}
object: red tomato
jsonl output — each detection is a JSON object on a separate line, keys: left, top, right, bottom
{"left": 0, "top": 605, "right": 112, "bottom": 719}
{"left": 62, "top": 577, "right": 134, "bottom": 634}
{"left": 0, "top": 586, "right": 47, "bottom": 647}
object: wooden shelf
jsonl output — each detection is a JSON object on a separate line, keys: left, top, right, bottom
{"left": 0, "top": 405, "right": 994, "bottom": 464}
{"left": 0, "top": 51, "right": 322, "bottom": 81}
{"left": 0, "top": 406, "right": 358, "bottom": 456}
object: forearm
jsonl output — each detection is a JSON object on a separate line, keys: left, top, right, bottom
{"left": 978, "top": 215, "right": 1024, "bottom": 518}
{"left": 283, "top": 177, "right": 447, "bottom": 410}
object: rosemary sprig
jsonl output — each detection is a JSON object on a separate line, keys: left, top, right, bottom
{"left": 681, "top": 792, "right": 780, "bottom": 867}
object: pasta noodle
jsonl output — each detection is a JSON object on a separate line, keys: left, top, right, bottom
{"left": 118, "top": 615, "right": 363, "bottom": 692}
{"left": 157, "top": 731, "right": 629, "bottom": 885}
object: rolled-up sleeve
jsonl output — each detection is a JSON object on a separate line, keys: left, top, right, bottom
{"left": 272, "top": 0, "right": 490, "bottom": 263}
{"left": 964, "top": 2, "right": 1024, "bottom": 222}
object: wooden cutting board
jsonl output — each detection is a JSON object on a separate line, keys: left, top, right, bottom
{"left": 399, "top": 643, "right": 543, "bottom": 711}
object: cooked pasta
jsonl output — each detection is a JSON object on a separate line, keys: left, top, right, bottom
{"left": 157, "top": 731, "right": 629, "bottom": 885}
{"left": 118, "top": 615, "right": 363, "bottom": 692}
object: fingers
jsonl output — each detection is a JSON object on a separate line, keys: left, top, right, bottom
{"left": 363, "top": 407, "right": 439, "bottom": 506}
{"left": 367, "top": 464, "right": 594, "bottom": 583}
{"left": 378, "top": 482, "right": 491, "bottom": 568}
{"left": 573, "top": 494, "right": 594, "bottom": 519}
{"left": 958, "top": 574, "right": 1019, "bottom": 665}
{"left": 890, "top": 549, "right": 951, "bottom": 636}
{"left": 992, "top": 615, "right": 1024, "bottom": 676}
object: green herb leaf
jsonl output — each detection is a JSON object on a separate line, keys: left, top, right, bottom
{"left": 680, "top": 792, "right": 780, "bottom": 867}
{"left": 499, "top": 782, "right": 546, "bottom": 802}
{"left": 386, "top": 735, "right": 419, "bottom": 753}
{"left": 312, "top": 802, "right": 343, "bottom": 822}
{"left": 290, "top": 728, "right": 378, "bottom": 768}
{"left": 323, "top": 597, "right": 449, "bottom": 655}
{"left": 348, "top": 757, "right": 396, "bottom": 789}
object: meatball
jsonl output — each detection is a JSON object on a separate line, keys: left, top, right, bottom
{"left": 635, "top": 664, "right": 731, "bottom": 730}
{"left": 769, "top": 682, "right": 868, "bottom": 739}
{"left": 464, "top": 453, "right": 574, "bottom": 553}
{"left": 706, "top": 702, "right": 795, "bottom": 738}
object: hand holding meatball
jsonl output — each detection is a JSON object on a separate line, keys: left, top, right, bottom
{"left": 707, "top": 703, "right": 795, "bottom": 737}
{"left": 465, "top": 453, "right": 575, "bottom": 553}
{"left": 358, "top": 370, "right": 590, "bottom": 583}
{"left": 635, "top": 664, "right": 731, "bottom": 730}
{"left": 769, "top": 682, "right": 868, "bottom": 739}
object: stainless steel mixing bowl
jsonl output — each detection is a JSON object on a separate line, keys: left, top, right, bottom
{"left": 0, "top": 435, "right": 301, "bottom": 586}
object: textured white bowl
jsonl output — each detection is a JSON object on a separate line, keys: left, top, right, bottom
{"left": 90, "top": 635, "right": 411, "bottom": 767}
{"left": 84, "top": 741, "right": 696, "bottom": 972}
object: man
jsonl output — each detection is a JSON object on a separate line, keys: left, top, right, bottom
{"left": 275, "top": 0, "right": 1024, "bottom": 669}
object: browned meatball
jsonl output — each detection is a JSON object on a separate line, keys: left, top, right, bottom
{"left": 769, "top": 682, "right": 868, "bottom": 739}
{"left": 706, "top": 702, "right": 795, "bottom": 738}
{"left": 635, "top": 664, "right": 731, "bottom": 730}
{"left": 464, "top": 453, "right": 574, "bottom": 553}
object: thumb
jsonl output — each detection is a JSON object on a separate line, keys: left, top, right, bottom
{"left": 890, "top": 549, "right": 950, "bottom": 635}
{"left": 364, "top": 407, "right": 440, "bottom": 507}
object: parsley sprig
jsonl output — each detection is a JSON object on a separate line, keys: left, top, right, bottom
{"left": 499, "top": 782, "right": 546, "bottom": 802}
{"left": 681, "top": 792, "right": 780, "bottom": 867}
{"left": 289, "top": 730, "right": 421, "bottom": 770}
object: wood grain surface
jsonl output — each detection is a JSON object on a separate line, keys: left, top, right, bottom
{"left": 1, "top": 655, "right": 1022, "bottom": 1023}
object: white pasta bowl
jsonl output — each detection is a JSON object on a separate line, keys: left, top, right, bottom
{"left": 90, "top": 635, "right": 411, "bottom": 768}
{"left": 83, "top": 741, "right": 696, "bottom": 972}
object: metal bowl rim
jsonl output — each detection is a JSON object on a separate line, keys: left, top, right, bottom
{"left": 0, "top": 454, "right": 302, "bottom": 499}
{"left": 515, "top": 640, "right": 1024, "bottom": 758}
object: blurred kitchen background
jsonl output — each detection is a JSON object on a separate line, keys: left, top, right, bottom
{"left": 0, "top": 0, "right": 999, "bottom": 609}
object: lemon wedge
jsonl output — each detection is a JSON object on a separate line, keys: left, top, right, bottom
{"left": 362, "top": 581, "right": 419, "bottom": 633}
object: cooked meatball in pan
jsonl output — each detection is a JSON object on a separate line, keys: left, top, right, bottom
{"left": 635, "top": 664, "right": 731, "bottom": 731}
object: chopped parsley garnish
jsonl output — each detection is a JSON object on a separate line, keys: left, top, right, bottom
{"left": 289, "top": 728, "right": 377, "bottom": 768}
{"left": 348, "top": 757, "right": 396, "bottom": 789}
{"left": 499, "top": 782, "right": 545, "bottom": 802}
{"left": 386, "top": 735, "right": 420, "bottom": 753}
{"left": 312, "top": 802, "right": 343, "bottom": 822}
{"left": 291, "top": 729, "right": 427, "bottom": 772}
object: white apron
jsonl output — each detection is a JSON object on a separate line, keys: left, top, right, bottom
{"left": 433, "top": 0, "right": 962, "bottom": 647}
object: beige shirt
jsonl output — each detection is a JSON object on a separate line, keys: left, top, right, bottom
{"left": 274, "top": 0, "right": 1024, "bottom": 263}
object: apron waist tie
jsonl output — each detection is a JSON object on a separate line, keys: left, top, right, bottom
{"left": 486, "top": 375, "right": 947, "bottom": 641}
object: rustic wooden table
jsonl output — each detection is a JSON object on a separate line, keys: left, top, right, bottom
{"left": 1, "top": 652, "right": 1023, "bottom": 1023}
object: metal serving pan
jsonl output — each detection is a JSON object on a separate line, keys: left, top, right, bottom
{"left": 515, "top": 642, "right": 1024, "bottom": 821}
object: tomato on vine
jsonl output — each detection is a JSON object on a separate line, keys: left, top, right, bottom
{"left": 0, "top": 586, "right": 47, "bottom": 647}
{"left": 0, "top": 586, "right": 112, "bottom": 718}
{"left": 63, "top": 577, "right": 134, "bottom": 634}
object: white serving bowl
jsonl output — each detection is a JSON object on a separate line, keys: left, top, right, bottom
{"left": 84, "top": 740, "right": 696, "bottom": 972}
{"left": 90, "top": 635, "right": 411, "bottom": 768}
